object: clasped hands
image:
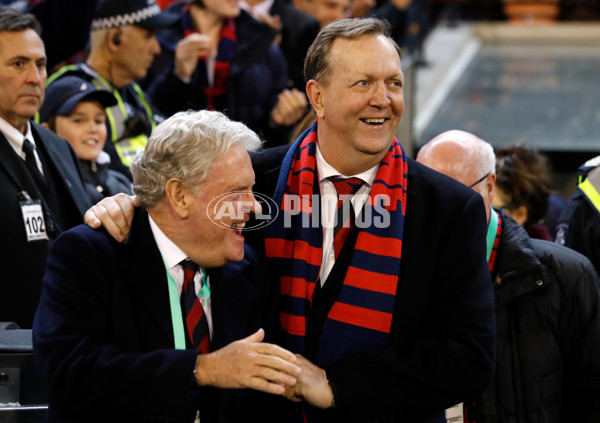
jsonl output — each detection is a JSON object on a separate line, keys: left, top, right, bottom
{"left": 84, "top": 196, "right": 334, "bottom": 408}
{"left": 194, "top": 329, "right": 334, "bottom": 408}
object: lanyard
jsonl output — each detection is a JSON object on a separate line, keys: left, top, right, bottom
{"left": 162, "top": 258, "right": 211, "bottom": 350}
{"left": 485, "top": 207, "right": 499, "bottom": 263}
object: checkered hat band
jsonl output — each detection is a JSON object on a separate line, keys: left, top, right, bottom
{"left": 91, "top": 4, "right": 161, "bottom": 30}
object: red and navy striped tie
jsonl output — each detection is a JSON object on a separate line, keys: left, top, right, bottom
{"left": 330, "top": 176, "right": 364, "bottom": 260}
{"left": 180, "top": 260, "right": 211, "bottom": 353}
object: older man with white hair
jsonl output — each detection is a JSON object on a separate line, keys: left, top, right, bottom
{"left": 33, "top": 110, "right": 301, "bottom": 423}
{"left": 417, "top": 130, "right": 600, "bottom": 423}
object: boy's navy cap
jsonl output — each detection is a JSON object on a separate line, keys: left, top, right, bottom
{"left": 91, "top": 0, "right": 179, "bottom": 30}
{"left": 39, "top": 76, "right": 118, "bottom": 123}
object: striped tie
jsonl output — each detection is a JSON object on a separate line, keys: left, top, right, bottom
{"left": 330, "top": 176, "right": 364, "bottom": 260}
{"left": 180, "top": 260, "right": 211, "bottom": 353}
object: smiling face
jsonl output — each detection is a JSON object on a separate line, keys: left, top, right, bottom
{"left": 308, "top": 34, "right": 404, "bottom": 175}
{"left": 184, "top": 144, "right": 260, "bottom": 267}
{"left": 0, "top": 29, "right": 46, "bottom": 133}
{"left": 54, "top": 100, "right": 107, "bottom": 162}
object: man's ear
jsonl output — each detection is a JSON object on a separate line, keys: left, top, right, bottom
{"left": 107, "top": 27, "right": 122, "bottom": 51}
{"left": 164, "top": 178, "right": 190, "bottom": 219}
{"left": 306, "top": 79, "right": 325, "bottom": 119}
{"left": 487, "top": 173, "right": 496, "bottom": 206}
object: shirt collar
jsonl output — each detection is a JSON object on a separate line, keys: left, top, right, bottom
{"left": 148, "top": 214, "right": 189, "bottom": 272}
{"left": 315, "top": 143, "right": 378, "bottom": 187}
{"left": 0, "top": 116, "right": 34, "bottom": 153}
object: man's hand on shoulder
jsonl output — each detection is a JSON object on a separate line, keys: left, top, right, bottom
{"left": 84, "top": 193, "right": 138, "bottom": 243}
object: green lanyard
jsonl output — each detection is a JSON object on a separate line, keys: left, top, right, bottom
{"left": 485, "top": 208, "right": 499, "bottom": 263}
{"left": 162, "top": 259, "right": 211, "bottom": 350}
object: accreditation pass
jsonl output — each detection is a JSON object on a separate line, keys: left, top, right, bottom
{"left": 20, "top": 194, "right": 48, "bottom": 242}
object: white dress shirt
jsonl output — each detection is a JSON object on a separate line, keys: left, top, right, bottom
{"left": 0, "top": 117, "right": 44, "bottom": 174}
{"left": 315, "top": 144, "right": 378, "bottom": 284}
{"left": 148, "top": 214, "right": 213, "bottom": 340}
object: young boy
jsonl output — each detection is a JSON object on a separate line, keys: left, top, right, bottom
{"left": 39, "top": 76, "right": 132, "bottom": 202}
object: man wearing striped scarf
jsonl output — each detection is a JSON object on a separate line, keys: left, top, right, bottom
{"left": 249, "top": 18, "right": 496, "bottom": 423}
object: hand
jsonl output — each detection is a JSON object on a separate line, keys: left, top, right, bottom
{"left": 174, "top": 33, "right": 211, "bottom": 80}
{"left": 270, "top": 89, "right": 308, "bottom": 126}
{"left": 194, "top": 329, "right": 301, "bottom": 396}
{"left": 283, "top": 354, "right": 334, "bottom": 409}
{"left": 83, "top": 193, "right": 137, "bottom": 243}
{"left": 256, "top": 13, "right": 282, "bottom": 45}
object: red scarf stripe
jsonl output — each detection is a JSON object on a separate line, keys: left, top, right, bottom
{"left": 264, "top": 239, "right": 322, "bottom": 267}
{"left": 344, "top": 266, "right": 399, "bottom": 295}
{"left": 280, "top": 312, "right": 307, "bottom": 336}
{"left": 354, "top": 233, "right": 403, "bottom": 257}
{"left": 328, "top": 303, "right": 394, "bottom": 333}
{"left": 280, "top": 276, "right": 316, "bottom": 299}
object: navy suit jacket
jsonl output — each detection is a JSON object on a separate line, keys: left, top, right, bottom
{"left": 0, "top": 123, "right": 91, "bottom": 328}
{"left": 248, "top": 146, "right": 496, "bottom": 423}
{"left": 33, "top": 209, "right": 280, "bottom": 423}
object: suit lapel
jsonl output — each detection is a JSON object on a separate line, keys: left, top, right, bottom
{"left": 128, "top": 209, "right": 175, "bottom": 345}
{"left": 0, "top": 131, "right": 42, "bottom": 197}
{"left": 208, "top": 258, "right": 255, "bottom": 349}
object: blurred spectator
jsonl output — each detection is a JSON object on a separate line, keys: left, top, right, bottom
{"left": 294, "top": 0, "right": 351, "bottom": 27}
{"left": 556, "top": 155, "right": 600, "bottom": 277}
{"left": 39, "top": 76, "right": 133, "bottom": 203}
{"left": 350, "top": 0, "right": 377, "bottom": 17}
{"left": 0, "top": 7, "right": 91, "bottom": 328}
{"left": 241, "top": 0, "right": 320, "bottom": 90}
{"left": 494, "top": 144, "right": 565, "bottom": 241}
{"left": 47, "top": 0, "right": 178, "bottom": 179}
{"left": 144, "top": 0, "right": 307, "bottom": 148}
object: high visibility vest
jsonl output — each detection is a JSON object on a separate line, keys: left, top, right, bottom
{"left": 579, "top": 166, "right": 600, "bottom": 216}
{"left": 45, "top": 64, "right": 157, "bottom": 167}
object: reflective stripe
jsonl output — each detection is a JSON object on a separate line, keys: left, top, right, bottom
{"left": 579, "top": 178, "right": 600, "bottom": 214}
{"left": 116, "top": 133, "right": 148, "bottom": 167}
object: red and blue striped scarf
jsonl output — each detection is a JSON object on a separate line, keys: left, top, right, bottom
{"left": 264, "top": 120, "right": 408, "bottom": 367}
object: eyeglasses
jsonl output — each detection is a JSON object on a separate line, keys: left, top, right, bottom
{"left": 469, "top": 172, "right": 490, "bottom": 188}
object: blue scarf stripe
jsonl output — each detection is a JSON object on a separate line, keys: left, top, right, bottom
{"left": 372, "top": 179, "right": 407, "bottom": 190}
{"left": 336, "top": 285, "right": 396, "bottom": 312}
{"left": 348, "top": 250, "right": 401, "bottom": 275}
{"left": 280, "top": 296, "right": 312, "bottom": 314}
{"left": 291, "top": 167, "right": 316, "bottom": 176}
{"left": 270, "top": 257, "right": 320, "bottom": 280}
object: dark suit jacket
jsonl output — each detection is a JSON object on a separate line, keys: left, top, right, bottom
{"left": 269, "top": 0, "right": 320, "bottom": 90}
{"left": 248, "top": 146, "right": 496, "bottom": 423}
{"left": 33, "top": 209, "right": 281, "bottom": 423}
{"left": 0, "top": 123, "right": 91, "bottom": 328}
